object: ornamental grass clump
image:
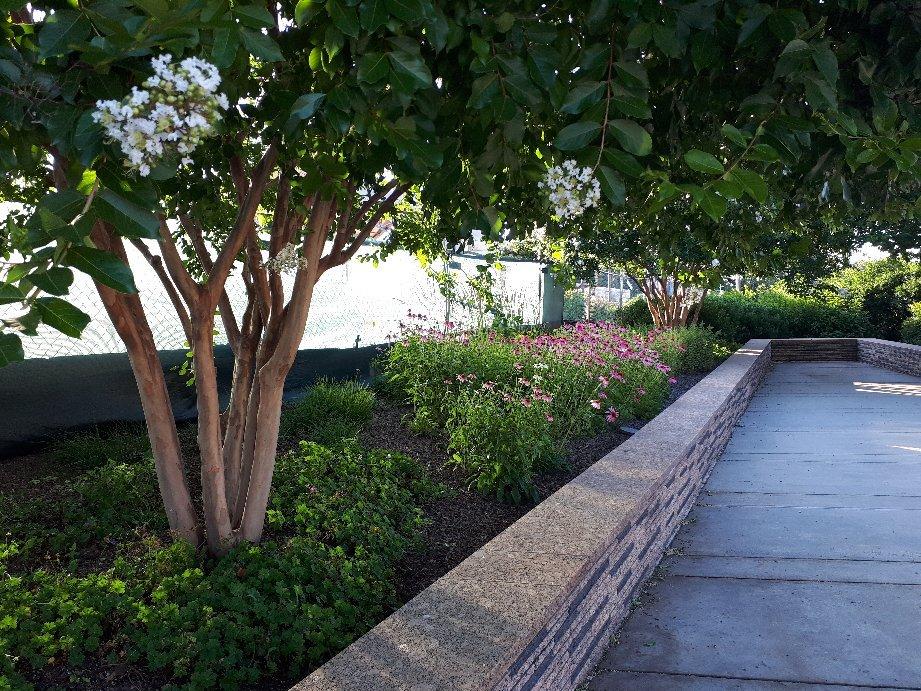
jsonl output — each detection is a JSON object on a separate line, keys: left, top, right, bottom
{"left": 383, "top": 320, "right": 676, "bottom": 501}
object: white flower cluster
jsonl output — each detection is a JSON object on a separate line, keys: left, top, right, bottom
{"left": 93, "top": 54, "right": 229, "bottom": 176}
{"left": 539, "top": 159, "right": 601, "bottom": 220}
{"left": 264, "top": 242, "right": 303, "bottom": 274}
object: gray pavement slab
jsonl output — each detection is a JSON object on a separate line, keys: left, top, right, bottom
{"left": 592, "top": 576, "right": 921, "bottom": 688}
{"left": 706, "top": 458, "right": 921, "bottom": 496}
{"left": 589, "top": 360, "right": 921, "bottom": 690}
{"left": 666, "top": 555, "right": 921, "bottom": 585}
{"left": 590, "top": 670, "right": 885, "bottom": 690}
{"left": 674, "top": 504, "right": 921, "bottom": 561}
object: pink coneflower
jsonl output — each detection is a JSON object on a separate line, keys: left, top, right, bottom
{"left": 590, "top": 399, "right": 602, "bottom": 409}
{"left": 605, "top": 408, "right": 619, "bottom": 423}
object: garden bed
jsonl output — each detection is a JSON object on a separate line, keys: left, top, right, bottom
{"left": 0, "top": 324, "right": 729, "bottom": 690}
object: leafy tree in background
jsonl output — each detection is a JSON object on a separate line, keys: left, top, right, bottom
{"left": 824, "top": 258, "right": 921, "bottom": 340}
{"left": 1, "top": 0, "right": 918, "bottom": 553}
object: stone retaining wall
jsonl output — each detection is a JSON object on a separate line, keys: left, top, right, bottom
{"left": 770, "top": 338, "right": 858, "bottom": 362}
{"left": 295, "top": 339, "right": 773, "bottom": 691}
{"left": 857, "top": 338, "right": 921, "bottom": 377}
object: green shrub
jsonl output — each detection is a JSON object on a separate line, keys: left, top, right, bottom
{"left": 1, "top": 441, "right": 434, "bottom": 690}
{"left": 562, "top": 289, "right": 585, "bottom": 321}
{"left": 902, "top": 304, "right": 921, "bottom": 345}
{"left": 699, "top": 290, "right": 871, "bottom": 341}
{"left": 50, "top": 424, "right": 151, "bottom": 470}
{"left": 280, "top": 378, "right": 375, "bottom": 446}
{"left": 383, "top": 323, "right": 674, "bottom": 501}
{"left": 824, "top": 259, "right": 921, "bottom": 341}
{"left": 619, "top": 295, "right": 653, "bottom": 326}
{"left": 1, "top": 456, "right": 165, "bottom": 565}
{"left": 902, "top": 317, "right": 921, "bottom": 345}
{"left": 652, "top": 326, "right": 735, "bottom": 373}
{"left": 445, "top": 378, "right": 562, "bottom": 503}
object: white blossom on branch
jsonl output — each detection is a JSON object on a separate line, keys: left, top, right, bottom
{"left": 93, "top": 54, "right": 228, "bottom": 176}
{"left": 538, "top": 159, "right": 601, "bottom": 220}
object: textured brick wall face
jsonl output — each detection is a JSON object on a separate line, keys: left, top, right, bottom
{"left": 858, "top": 339, "right": 921, "bottom": 377}
{"left": 495, "top": 344, "right": 773, "bottom": 690}
{"left": 770, "top": 338, "right": 858, "bottom": 362}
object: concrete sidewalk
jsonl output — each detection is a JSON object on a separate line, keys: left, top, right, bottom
{"left": 589, "top": 361, "right": 921, "bottom": 690}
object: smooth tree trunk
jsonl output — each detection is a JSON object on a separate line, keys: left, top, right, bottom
{"left": 85, "top": 145, "right": 407, "bottom": 554}
{"left": 90, "top": 223, "right": 200, "bottom": 544}
{"left": 633, "top": 273, "right": 708, "bottom": 330}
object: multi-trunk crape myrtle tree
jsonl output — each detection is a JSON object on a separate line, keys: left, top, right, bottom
{"left": 1, "top": 0, "right": 918, "bottom": 553}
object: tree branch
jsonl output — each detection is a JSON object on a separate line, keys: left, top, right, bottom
{"left": 207, "top": 143, "right": 279, "bottom": 307}
{"left": 130, "top": 239, "right": 192, "bottom": 339}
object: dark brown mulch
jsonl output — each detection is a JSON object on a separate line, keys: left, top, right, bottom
{"left": 360, "top": 400, "right": 631, "bottom": 601}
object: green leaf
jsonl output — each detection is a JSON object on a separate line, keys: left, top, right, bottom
{"left": 388, "top": 51, "right": 432, "bottom": 90}
{"left": 609, "top": 119, "right": 652, "bottom": 156}
{"left": 358, "top": 53, "right": 389, "bottom": 83}
{"left": 627, "top": 23, "right": 652, "bottom": 48}
{"left": 233, "top": 5, "right": 276, "bottom": 28}
{"left": 66, "top": 246, "right": 137, "bottom": 293}
{"left": 812, "top": 45, "right": 839, "bottom": 84}
{"left": 327, "top": 0, "right": 360, "bottom": 36}
{"left": 0, "top": 283, "right": 24, "bottom": 305}
{"left": 603, "top": 148, "right": 644, "bottom": 178}
{"left": 27, "top": 267, "right": 74, "bottom": 295}
{"left": 385, "top": 0, "right": 424, "bottom": 21}
{"left": 597, "top": 166, "right": 625, "bottom": 206}
{"left": 781, "top": 38, "right": 810, "bottom": 57}
{"left": 35, "top": 297, "right": 91, "bottom": 338}
{"left": 285, "top": 93, "right": 325, "bottom": 133}
{"left": 721, "top": 123, "right": 748, "bottom": 147}
{"left": 611, "top": 85, "right": 651, "bottom": 119}
{"left": 730, "top": 169, "right": 768, "bottom": 204}
{"left": 696, "top": 188, "right": 728, "bottom": 221}
{"left": 240, "top": 29, "right": 284, "bottom": 62}
{"left": 527, "top": 45, "right": 558, "bottom": 89}
{"left": 684, "top": 149, "right": 725, "bottom": 175}
{"left": 653, "top": 24, "right": 683, "bottom": 58}
{"left": 468, "top": 73, "right": 500, "bottom": 109}
{"left": 38, "top": 10, "right": 92, "bottom": 58}
{"left": 73, "top": 110, "right": 103, "bottom": 165}
{"left": 554, "top": 121, "right": 602, "bottom": 151}
{"left": 746, "top": 143, "right": 781, "bottom": 162}
{"left": 212, "top": 27, "right": 240, "bottom": 68}
{"left": 0, "top": 333, "right": 24, "bottom": 368}
{"left": 294, "top": 0, "right": 314, "bottom": 26}
{"left": 690, "top": 33, "right": 720, "bottom": 71}
{"left": 737, "top": 5, "right": 771, "bottom": 46}
{"left": 360, "top": 0, "right": 390, "bottom": 31}
{"left": 613, "top": 61, "right": 648, "bottom": 90}
{"left": 96, "top": 189, "right": 160, "bottom": 239}
{"left": 561, "top": 82, "right": 605, "bottom": 115}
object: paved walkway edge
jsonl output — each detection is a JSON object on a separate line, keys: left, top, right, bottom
{"left": 295, "top": 339, "right": 774, "bottom": 691}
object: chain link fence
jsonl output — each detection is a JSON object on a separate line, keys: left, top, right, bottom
{"left": 3, "top": 243, "right": 547, "bottom": 360}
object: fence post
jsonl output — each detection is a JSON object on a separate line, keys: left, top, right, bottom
{"left": 541, "top": 266, "right": 564, "bottom": 326}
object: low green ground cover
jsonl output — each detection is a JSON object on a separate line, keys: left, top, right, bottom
{"left": 1, "top": 382, "right": 435, "bottom": 690}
